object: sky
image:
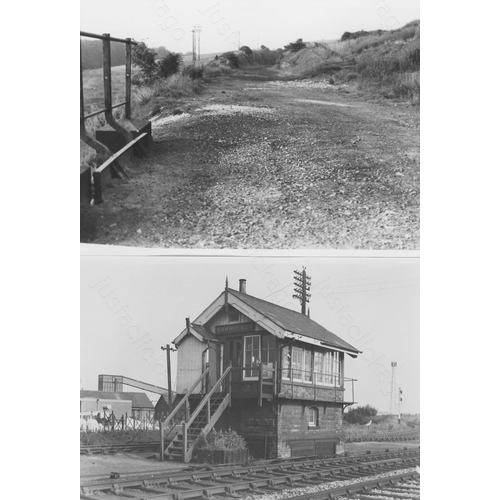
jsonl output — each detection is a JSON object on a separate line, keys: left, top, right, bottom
{"left": 80, "top": 0, "right": 420, "bottom": 54}
{"left": 81, "top": 253, "right": 419, "bottom": 413}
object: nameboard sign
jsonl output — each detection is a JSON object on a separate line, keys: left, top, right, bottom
{"left": 215, "top": 322, "right": 255, "bottom": 335}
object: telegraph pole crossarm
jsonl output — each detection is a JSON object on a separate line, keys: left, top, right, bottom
{"left": 293, "top": 267, "right": 311, "bottom": 315}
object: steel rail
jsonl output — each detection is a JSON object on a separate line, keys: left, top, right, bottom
{"left": 276, "top": 470, "right": 419, "bottom": 500}
{"left": 81, "top": 450, "right": 419, "bottom": 498}
{"left": 80, "top": 441, "right": 159, "bottom": 455}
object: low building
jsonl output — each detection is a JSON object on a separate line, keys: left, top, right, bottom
{"left": 168, "top": 278, "right": 361, "bottom": 461}
{"left": 154, "top": 392, "right": 177, "bottom": 421}
{"left": 80, "top": 390, "right": 154, "bottom": 420}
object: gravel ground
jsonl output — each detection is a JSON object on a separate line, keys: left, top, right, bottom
{"left": 80, "top": 451, "right": 185, "bottom": 479}
{"left": 81, "top": 66, "right": 419, "bottom": 249}
{"left": 238, "top": 468, "right": 419, "bottom": 500}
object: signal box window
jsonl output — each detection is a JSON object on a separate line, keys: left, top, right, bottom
{"left": 244, "top": 335, "right": 261, "bottom": 379}
{"left": 308, "top": 407, "right": 319, "bottom": 427}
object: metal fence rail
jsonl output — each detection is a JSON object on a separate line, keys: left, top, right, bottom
{"left": 80, "top": 31, "right": 148, "bottom": 204}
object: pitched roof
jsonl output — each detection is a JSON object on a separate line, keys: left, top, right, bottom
{"left": 228, "top": 288, "right": 360, "bottom": 355}
{"left": 80, "top": 391, "right": 154, "bottom": 409}
{"left": 191, "top": 324, "right": 218, "bottom": 341}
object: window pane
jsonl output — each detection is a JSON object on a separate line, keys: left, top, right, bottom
{"left": 314, "top": 352, "right": 323, "bottom": 384}
{"left": 304, "top": 350, "right": 313, "bottom": 382}
{"left": 308, "top": 407, "right": 318, "bottom": 426}
{"left": 261, "top": 336, "right": 275, "bottom": 379}
{"left": 292, "top": 347, "right": 303, "bottom": 380}
{"left": 282, "top": 346, "right": 291, "bottom": 379}
{"left": 325, "top": 352, "right": 333, "bottom": 384}
{"left": 244, "top": 335, "right": 260, "bottom": 378}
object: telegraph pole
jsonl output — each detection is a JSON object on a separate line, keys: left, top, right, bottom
{"left": 161, "top": 344, "right": 177, "bottom": 411}
{"left": 389, "top": 362, "right": 397, "bottom": 415}
{"left": 192, "top": 24, "right": 202, "bottom": 62}
{"left": 293, "top": 267, "right": 311, "bottom": 315}
{"left": 397, "top": 387, "right": 403, "bottom": 423}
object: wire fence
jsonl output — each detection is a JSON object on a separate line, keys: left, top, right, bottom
{"left": 80, "top": 411, "right": 159, "bottom": 432}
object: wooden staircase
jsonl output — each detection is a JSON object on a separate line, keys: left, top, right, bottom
{"left": 160, "top": 366, "right": 232, "bottom": 463}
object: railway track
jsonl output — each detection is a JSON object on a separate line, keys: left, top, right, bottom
{"left": 279, "top": 469, "right": 420, "bottom": 500}
{"left": 80, "top": 442, "right": 159, "bottom": 455}
{"left": 80, "top": 449, "right": 419, "bottom": 499}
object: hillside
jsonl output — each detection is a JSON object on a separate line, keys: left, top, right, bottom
{"left": 277, "top": 20, "right": 420, "bottom": 103}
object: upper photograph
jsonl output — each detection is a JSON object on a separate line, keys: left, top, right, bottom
{"left": 80, "top": 0, "right": 420, "bottom": 249}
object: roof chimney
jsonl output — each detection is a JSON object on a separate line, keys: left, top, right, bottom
{"left": 239, "top": 279, "right": 247, "bottom": 294}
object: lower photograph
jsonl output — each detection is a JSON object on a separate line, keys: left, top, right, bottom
{"left": 80, "top": 254, "right": 420, "bottom": 498}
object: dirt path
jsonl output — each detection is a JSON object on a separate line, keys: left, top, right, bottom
{"left": 81, "top": 66, "right": 419, "bottom": 249}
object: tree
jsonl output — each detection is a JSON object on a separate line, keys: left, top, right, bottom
{"left": 240, "top": 45, "right": 253, "bottom": 56}
{"left": 155, "top": 46, "right": 169, "bottom": 58}
{"left": 132, "top": 42, "right": 159, "bottom": 83}
{"left": 157, "top": 52, "right": 183, "bottom": 78}
{"left": 284, "top": 38, "right": 306, "bottom": 53}
{"left": 343, "top": 405, "right": 378, "bottom": 425}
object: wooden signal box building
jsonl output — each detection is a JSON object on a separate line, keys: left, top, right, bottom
{"left": 164, "top": 279, "right": 360, "bottom": 462}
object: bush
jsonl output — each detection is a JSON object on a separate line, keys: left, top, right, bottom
{"left": 341, "top": 30, "right": 383, "bottom": 42}
{"left": 221, "top": 52, "right": 239, "bottom": 68}
{"left": 240, "top": 45, "right": 253, "bottom": 56}
{"left": 284, "top": 38, "right": 306, "bottom": 53}
{"left": 196, "top": 430, "right": 247, "bottom": 451}
{"left": 343, "top": 405, "right": 378, "bottom": 425}
{"left": 158, "top": 52, "right": 183, "bottom": 78}
{"left": 182, "top": 64, "right": 205, "bottom": 79}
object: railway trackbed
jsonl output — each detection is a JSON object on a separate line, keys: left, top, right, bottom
{"left": 80, "top": 449, "right": 419, "bottom": 499}
{"left": 80, "top": 442, "right": 159, "bottom": 455}
{"left": 277, "top": 470, "right": 420, "bottom": 500}
{"left": 81, "top": 425, "right": 420, "bottom": 454}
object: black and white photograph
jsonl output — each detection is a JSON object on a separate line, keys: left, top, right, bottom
{"left": 77, "top": 0, "right": 422, "bottom": 498}
{"left": 80, "top": 0, "right": 420, "bottom": 249}
{"left": 80, "top": 255, "right": 420, "bottom": 495}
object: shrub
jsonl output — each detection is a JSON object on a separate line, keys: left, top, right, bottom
{"left": 182, "top": 64, "right": 205, "bottom": 79}
{"left": 284, "top": 38, "right": 306, "bottom": 52}
{"left": 196, "top": 430, "right": 247, "bottom": 451}
{"left": 343, "top": 405, "right": 378, "bottom": 425}
{"left": 158, "top": 52, "right": 183, "bottom": 78}
{"left": 240, "top": 45, "right": 253, "bottom": 56}
{"left": 221, "top": 52, "right": 239, "bottom": 68}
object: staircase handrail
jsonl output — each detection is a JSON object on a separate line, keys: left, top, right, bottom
{"left": 185, "top": 365, "right": 232, "bottom": 428}
{"left": 161, "top": 366, "right": 210, "bottom": 429}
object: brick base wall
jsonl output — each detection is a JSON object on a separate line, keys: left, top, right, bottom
{"left": 217, "top": 399, "right": 343, "bottom": 459}
{"left": 276, "top": 400, "right": 343, "bottom": 458}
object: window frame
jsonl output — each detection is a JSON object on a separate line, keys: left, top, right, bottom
{"left": 243, "top": 334, "right": 261, "bottom": 380}
{"left": 308, "top": 407, "right": 319, "bottom": 428}
{"left": 281, "top": 345, "right": 343, "bottom": 388}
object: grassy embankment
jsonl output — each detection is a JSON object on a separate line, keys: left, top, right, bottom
{"left": 278, "top": 20, "right": 420, "bottom": 103}
{"left": 340, "top": 413, "right": 420, "bottom": 442}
